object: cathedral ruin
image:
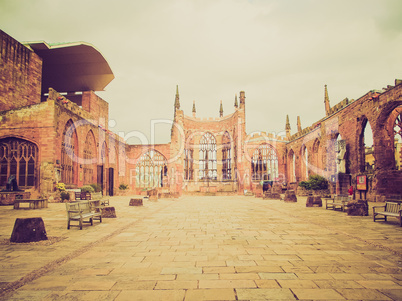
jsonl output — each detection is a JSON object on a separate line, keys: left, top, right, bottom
{"left": 1, "top": 30, "right": 402, "bottom": 203}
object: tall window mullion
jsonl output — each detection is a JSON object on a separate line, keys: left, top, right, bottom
{"left": 136, "top": 150, "right": 167, "bottom": 188}
{"left": 222, "top": 132, "right": 231, "bottom": 180}
{"left": 199, "top": 133, "right": 217, "bottom": 181}
{"left": 0, "top": 138, "right": 38, "bottom": 188}
{"left": 251, "top": 144, "right": 278, "bottom": 182}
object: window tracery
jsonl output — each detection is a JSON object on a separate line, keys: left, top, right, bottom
{"left": 199, "top": 133, "right": 217, "bottom": 180}
{"left": 0, "top": 138, "right": 38, "bottom": 187}
{"left": 251, "top": 144, "right": 278, "bottom": 182}
{"left": 135, "top": 150, "right": 167, "bottom": 188}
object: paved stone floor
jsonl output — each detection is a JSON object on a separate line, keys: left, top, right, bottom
{"left": 0, "top": 195, "right": 401, "bottom": 300}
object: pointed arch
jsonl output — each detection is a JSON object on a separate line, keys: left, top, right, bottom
{"left": 393, "top": 107, "right": 402, "bottom": 170}
{"left": 251, "top": 143, "right": 278, "bottom": 182}
{"left": 312, "top": 138, "right": 323, "bottom": 175}
{"left": 199, "top": 132, "right": 217, "bottom": 180}
{"left": 300, "top": 144, "right": 308, "bottom": 181}
{"left": 61, "top": 120, "right": 78, "bottom": 185}
{"left": 288, "top": 149, "right": 296, "bottom": 182}
{"left": 83, "top": 130, "right": 96, "bottom": 184}
{"left": 222, "top": 131, "right": 232, "bottom": 180}
{"left": 0, "top": 137, "right": 39, "bottom": 188}
{"left": 135, "top": 149, "right": 168, "bottom": 188}
{"left": 358, "top": 117, "right": 374, "bottom": 172}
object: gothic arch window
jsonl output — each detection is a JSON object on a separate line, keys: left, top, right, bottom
{"left": 83, "top": 131, "right": 96, "bottom": 184}
{"left": 287, "top": 149, "right": 296, "bottom": 182}
{"left": 222, "top": 132, "right": 232, "bottom": 180}
{"left": 135, "top": 150, "right": 167, "bottom": 188}
{"left": 184, "top": 135, "right": 194, "bottom": 180}
{"left": 312, "top": 138, "right": 323, "bottom": 175}
{"left": 301, "top": 145, "right": 308, "bottom": 180}
{"left": 61, "top": 120, "right": 78, "bottom": 185}
{"left": 359, "top": 118, "right": 374, "bottom": 172}
{"left": 251, "top": 144, "right": 278, "bottom": 182}
{"left": 0, "top": 138, "right": 38, "bottom": 188}
{"left": 393, "top": 108, "right": 402, "bottom": 170}
{"left": 199, "top": 132, "right": 217, "bottom": 180}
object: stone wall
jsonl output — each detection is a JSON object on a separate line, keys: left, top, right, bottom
{"left": 0, "top": 30, "right": 42, "bottom": 111}
{"left": 286, "top": 80, "right": 402, "bottom": 201}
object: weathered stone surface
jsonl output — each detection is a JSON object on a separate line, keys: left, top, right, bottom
{"left": 149, "top": 195, "right": 158, "bottom": 202}
{"left": 147, "top": 189, "right": 158, "bottom": 196}
{"left": 346, "top": 200, "right": 369, "bottom": 216}
{"left": 284, "top": 190, "right": 297, "bottom": 202}
{"left": 263, "top": 192, "right": 281, "bottom": 200}
{"left": 101, "top": 206, "right": 116, "bottom": 218}
{"left": 0, "top": 192, "right": 31, "bottom": 206}
{"left": 10, "top": 217, "right": 48, "bottom": 243}
{"left": 306, "top": 196, "right": 323, "bottom": 207}
{"left": 129, "top": 199, "right": 143, "bottom": 206}
{"left": 271, "top": 185, "right": 282, "bottom": 194}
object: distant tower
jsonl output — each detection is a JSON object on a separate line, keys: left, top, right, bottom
{"left": 297, "top": 116, "right": 302, "bottom": 132}
{"left": 286, "top": 115, "right": 291, "bottom": 140}
{"left": 174, "top": 85, "right": 180, "bottom": 111}
{"left": 234, "top": 94, "right": 238, "bottom": 108}
{"left": 219, "top": 100, "right": 223, "bottom": 117}
{"left": 192, "top": 100, "right": 196, "bottom": 117}
{"left": 324, "top": 85, "right": 330, "bottom": 116}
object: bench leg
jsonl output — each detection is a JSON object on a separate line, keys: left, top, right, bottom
{"left": 67, "top": 219, "right": 70, "bottom": 230}
{"left": 90, "top": 218, "right": 93, "bottom": 226}
{"left": 79, "top": 218, "right": 83, "bottom": 230}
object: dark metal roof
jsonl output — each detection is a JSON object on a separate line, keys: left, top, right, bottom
{"left": 24, "top": 41, "right": 114, "bottom": 94}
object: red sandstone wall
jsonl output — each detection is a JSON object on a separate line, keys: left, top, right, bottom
{"left": 0, "top": 30, "right": 42, "bottom": 111}
{"left": 286, "top": 81, "right": 402, "bottom": 200}
{"left": 0, "top": 101, "right": 56, "bottom": 192}
{"left": 82, "top": 91, "right": 109, "bottom": 129}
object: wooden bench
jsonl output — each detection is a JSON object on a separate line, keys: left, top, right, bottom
{"left": 325, "top": 195, "right": 349, "bottom": 212}
{"left": 373, "top": 202, "right": 402, "bottom": 227}
{"left": 14, "top": 199, "right": 48, "bottom": 209}
{"left": 66, "top": 201, "right": 102, "bottom": 230}
{"left": 89, "top": 192, "right": 109, "bottom": 208}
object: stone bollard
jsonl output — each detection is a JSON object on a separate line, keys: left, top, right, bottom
{"left": 346, "top": 199, "right": 368, "bottom": 216}
{"left": 129, "top": 198, "right": 143, "bottom": 206}
{"left": 284, "top": 190, "right": 297, "bottom": 202}
{"left": 101, "top": 206, "right": 116, "bottom": 218}
{"left": 149, "top": 195, "right": 158, "bottom": 202}
{"left": 10, "top": 217, "right": 48, "bottom": 243}
{"left": 306, "top": 196, "right": 323, "bottom": 207}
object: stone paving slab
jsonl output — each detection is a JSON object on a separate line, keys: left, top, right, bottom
{"left": 0, "top": 195, "right": 401, "bottom": 300}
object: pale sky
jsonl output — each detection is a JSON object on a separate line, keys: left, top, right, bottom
{"left": 2, "top": 0, "right": 402, "bottom": 144}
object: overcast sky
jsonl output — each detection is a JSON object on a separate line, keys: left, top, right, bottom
{"left": 2, "top": 0, "right": 402, "bottom": 144}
